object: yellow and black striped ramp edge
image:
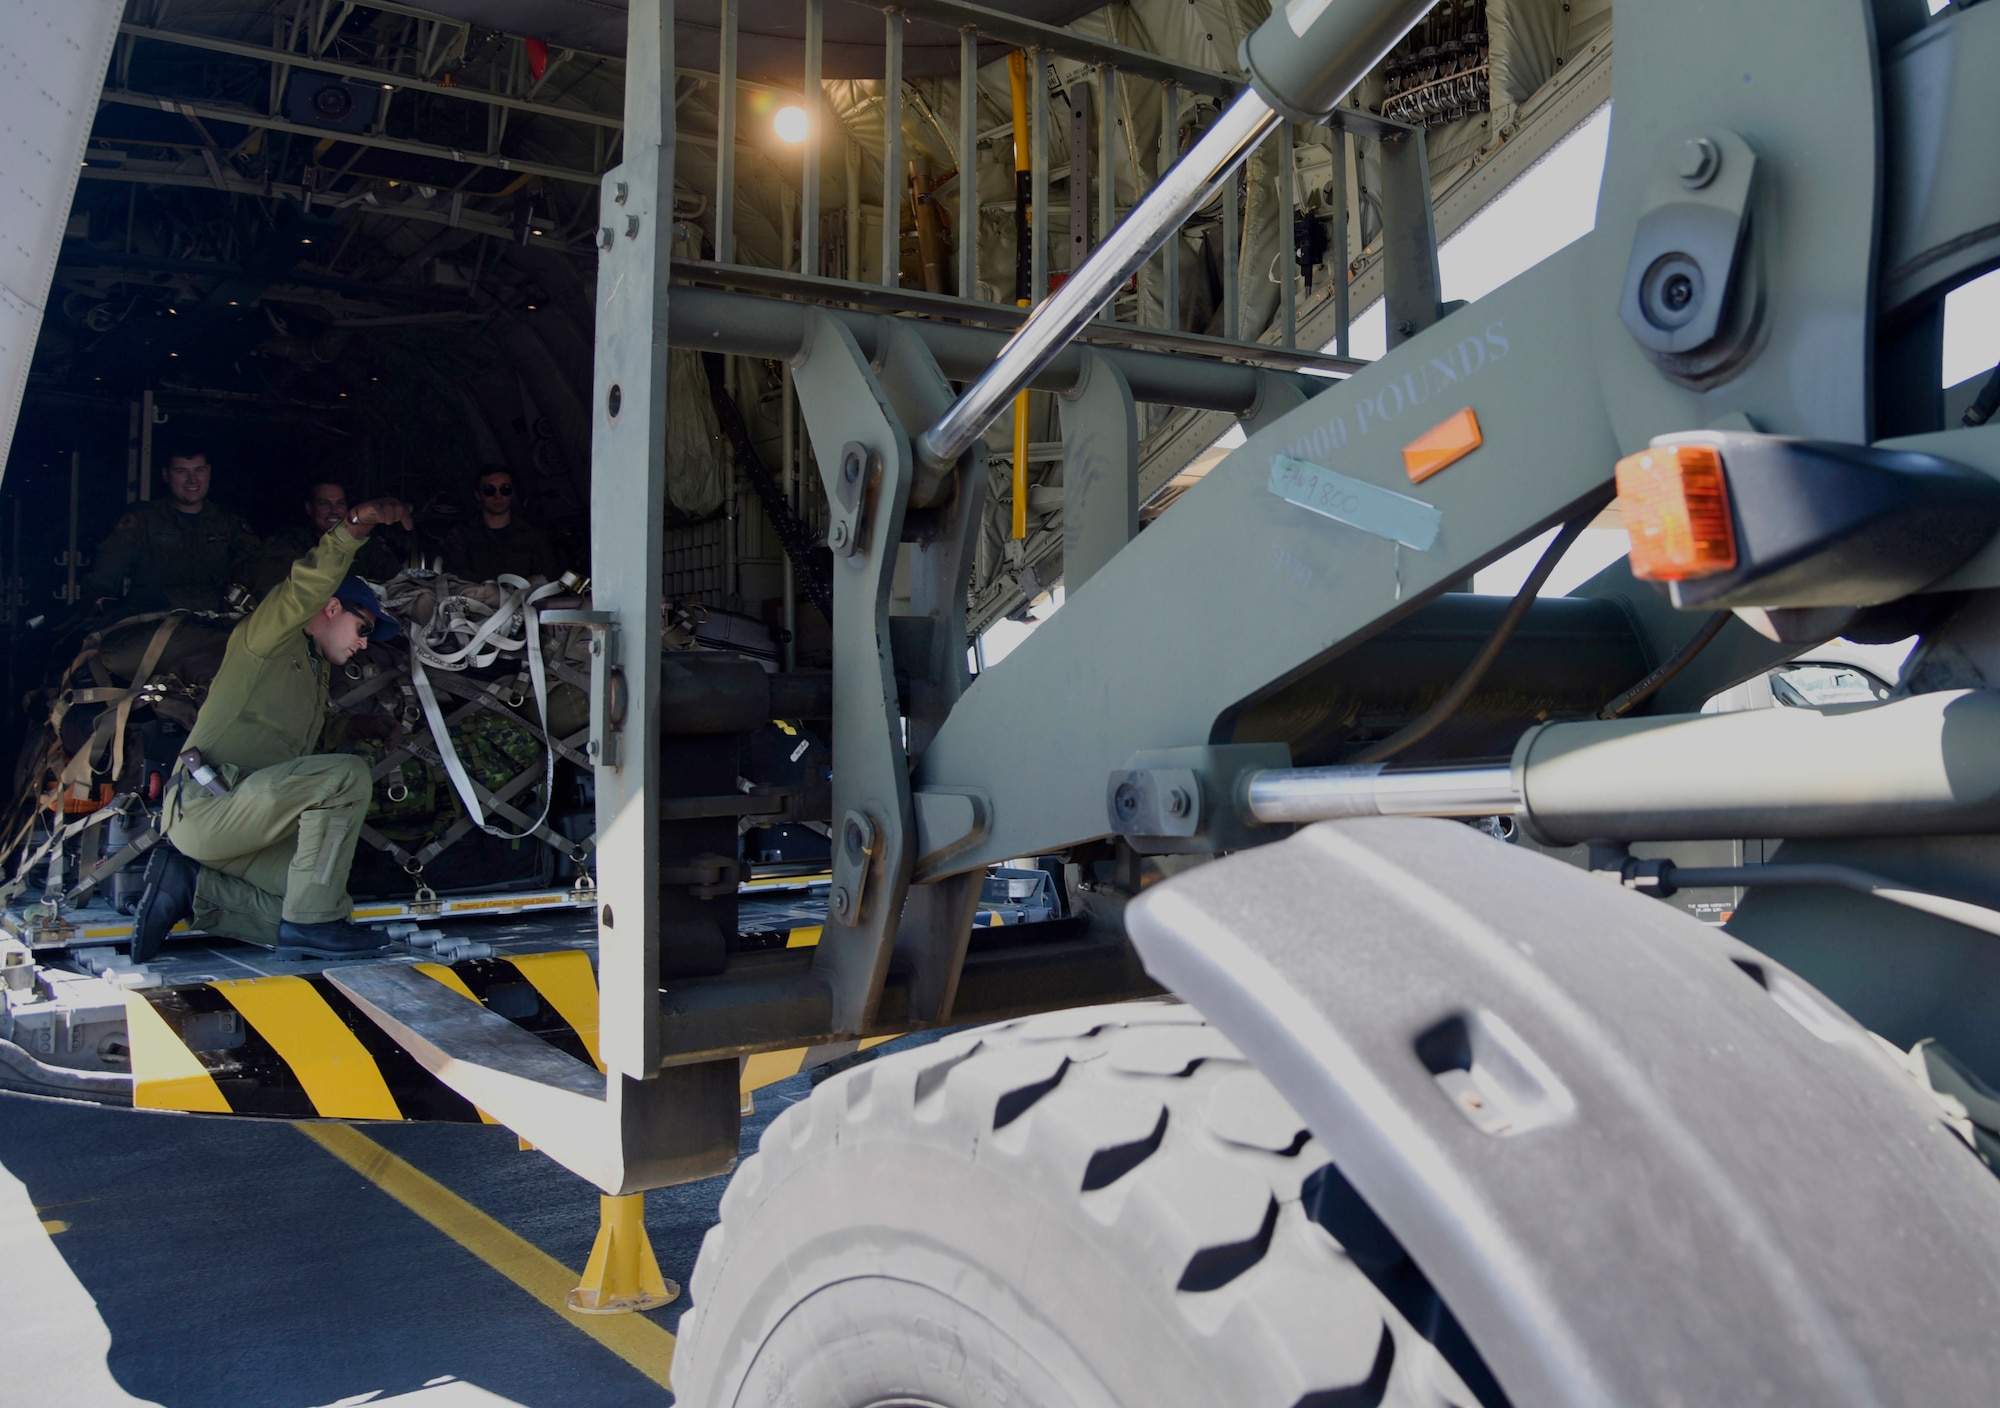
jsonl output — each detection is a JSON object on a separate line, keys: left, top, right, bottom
{"left": 127, "top": 931, "right": 891, "bottom": 1122}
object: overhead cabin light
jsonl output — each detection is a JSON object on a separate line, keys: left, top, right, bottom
{"left": 775, "top": 105, "right": 809, "bottom": 144}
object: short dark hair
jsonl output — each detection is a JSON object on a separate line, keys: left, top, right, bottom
{"left": 157, "top": 441, "right": 212, "bottom": 468}
{"left": 302, "top": 476, "right": 351, "bottom": 503}
{"left": 472, "top": 464, "right": 514, "bottom": 493}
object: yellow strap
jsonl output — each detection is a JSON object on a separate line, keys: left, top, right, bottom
{"left": 215, "top": 974, "right": 404, "bottom": 1119}
{"left": 123, "top": 991, "right": 231, "bottom": 1113}
{"left": 56, "top": 614, "right": 184, "bottom": 791}
{"left": 507, "top": 950, "right": 601, "bottom": 1070}
{"left": 413, "top": 962, "right": 499, "bottom": 1124}
{"left": 108, "top": 613, "right": 183, "bottom": 785}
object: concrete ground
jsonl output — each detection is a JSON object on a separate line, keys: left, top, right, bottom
{"left": 0, "top": 1054, "right": 868, "bottom": 1408}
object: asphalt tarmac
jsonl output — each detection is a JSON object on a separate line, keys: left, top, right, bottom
{"left": 0, "top": 1059, "right": 838, "bottom": 1407}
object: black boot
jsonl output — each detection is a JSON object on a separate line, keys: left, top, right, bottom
{"left": 133, "top": 841, "right": 198, "bottom": 963}
{"left": 275, "top": 919, "right": 391, "bottom": 960}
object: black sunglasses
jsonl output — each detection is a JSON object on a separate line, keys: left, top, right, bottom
{"left": 479, "top": 482, "right": 514, "bottom": 498}
{"left": 338, "top": 600, "right": 376, "bottom": 639}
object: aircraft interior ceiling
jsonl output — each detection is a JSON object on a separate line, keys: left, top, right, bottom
{"left": 10, "top": 0, "right": 1608, "bottom": 646}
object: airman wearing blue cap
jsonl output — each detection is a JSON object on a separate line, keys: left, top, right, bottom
{"left": 134, "top": 496, "right": 415, "bottom": 960}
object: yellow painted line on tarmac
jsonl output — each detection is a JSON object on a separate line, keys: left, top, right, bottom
{"left": 217, "top": 975, "right": 403, "bottom": 1120}
{"left": 785, "top": 925, "right": 822, "bottom": 948}
{"left": 300, "top": 1124, "right": 675, "bottom": 1390}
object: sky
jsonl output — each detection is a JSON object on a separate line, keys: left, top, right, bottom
{"left": 983, "top": 88, "right": 2000, "bottom": 662}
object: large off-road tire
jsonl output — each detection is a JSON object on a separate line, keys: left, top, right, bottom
{"left": 673, "top": 1003, "right": 1489, "bottom": 1407}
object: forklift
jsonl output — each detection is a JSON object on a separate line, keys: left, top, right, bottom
{"left": 5, "top": 0, "right": 2000, "bottom": 1403}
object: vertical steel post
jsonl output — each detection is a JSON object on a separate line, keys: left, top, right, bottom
{"left": 1098, "top": 65, "right": 1115, "bottom": 324}
{"left": 1380, "top": 125, "right": 1442, "bottom": 348}
{"left": 1030, "top": 48, "right": 1049, "bottom": 303}
{"left": 1067, "top": 77, "right": 1090, "bottom": 274}
{"left": 1279, "top": 119, "right": 1295, "bottom": 349}
{"left": 714, "top": 0, "right": 737, "bottom": 262}
{"left": 589, "top": 0, "right": 673, "bottom": 1078}
{"left": 1331, "top": 126, "right": 1350, "bottom": 358}
{"left": 845, "top": 137, "right": 863, "bottom": 279}
{"left": 801, "top": 0, "right": 822, "bottom": 274}
{"left": 1222, "top": 166, "right": 1239, "bottom": 341}
{"left": 1157, "top": 83, "right": 1177, "bottom": 330}
{"left": 958, "top": 27, "right": 978, "bottom": 300}
{"left": 880, "top": 11, "right": 903, "bottom": 289}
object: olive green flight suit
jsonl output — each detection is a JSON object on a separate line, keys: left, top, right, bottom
{"left": 81, "top": 499, "right": 261, "bottom": 614}
{"left": 165, "top": 525, "right": 373, "bottom": 945}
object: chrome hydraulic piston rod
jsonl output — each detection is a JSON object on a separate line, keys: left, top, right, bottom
{"left": 914, "top": 0, "right": 1439, "bottom": 472}
{"left": 1242, "top": 690, "right": 2000, "bottom": 842}
{"left": 1244, "top": 763, "right": 1518, "bottom": 824}
{"left": 915, "top": 88, "right": 1278, "bottom": 469}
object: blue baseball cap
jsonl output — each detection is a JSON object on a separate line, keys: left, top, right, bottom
{"left": 333, "top": 575, "right": 401, "bottom": 641}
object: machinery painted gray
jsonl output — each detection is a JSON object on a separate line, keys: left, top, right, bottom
{"left": 1376, "top": 117, "right": 1444, "bottom": 348}
{"left": 789, "top": 312, "right": 922, "bottom": 1032}
{"left": 1876, "top": 0, "right": 2000, "bottom": 319}
{"left": 1056, "top": 349, "right": 1139, "bottom": 594}
{"left": 671, "top": 260, "right": 1363, "bottom": 374}
{"left": 588, "top": 0, "right": 675, "bottom": 1082}
{"left": 327, "top": 963, "right": 739, "bottom": 1193}
{"left": 1241, "top": 0, "right": 1439, "bottom": 124}
{"left": 901, "top": 0, "right": 1948, "bottom": 875}
{"left": 1514, "top": 689, "right": 2000, "bottom": 845}
{"left": 1250, "top": 690, "right": 2000, "bottom": 843}
{"left": 664, "top": 283, "right": 1329, "bottom": 412}
{"left": 914, "top": 247, "right": 1619, "bottom": 869}
{"left": 1127, "top": 817, "right": 2000, "bottom": 1408}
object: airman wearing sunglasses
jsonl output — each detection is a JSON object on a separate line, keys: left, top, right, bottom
{"left": 439, "top": 465, "right": 558, "bottom": 583}
{"left": 133, "top": 495, "right": 417, "bottom": 961}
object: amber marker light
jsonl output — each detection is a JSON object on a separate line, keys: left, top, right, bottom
{"left": 1402, "top": 407, "right": 1483, "bottom": 484}
{"left": 1617, "top": 442, "right": 1738, "bottom": 581}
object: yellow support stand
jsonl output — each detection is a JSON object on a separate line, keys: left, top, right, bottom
{"left": 566, "top": 1192, "right": 678, "bottom": 1315}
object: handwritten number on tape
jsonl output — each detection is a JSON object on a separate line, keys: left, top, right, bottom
{"left": 1269, "top": 455, "right": 1443, "bottom": 551}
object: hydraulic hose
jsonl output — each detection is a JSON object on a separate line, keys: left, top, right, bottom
{"left": 1348, "top": 505, "right": 1603, "bottom": 764}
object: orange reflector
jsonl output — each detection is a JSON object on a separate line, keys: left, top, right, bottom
{"left": 1616, "top": 442, "right": 1738, "bottom": 581}
{"left": 1402, "top": 407, "right": 1483, "bottom": 483}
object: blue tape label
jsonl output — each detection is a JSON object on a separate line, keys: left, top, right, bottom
{"left": 1269, "top": 455, "right": 1442, "bottom": 551}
